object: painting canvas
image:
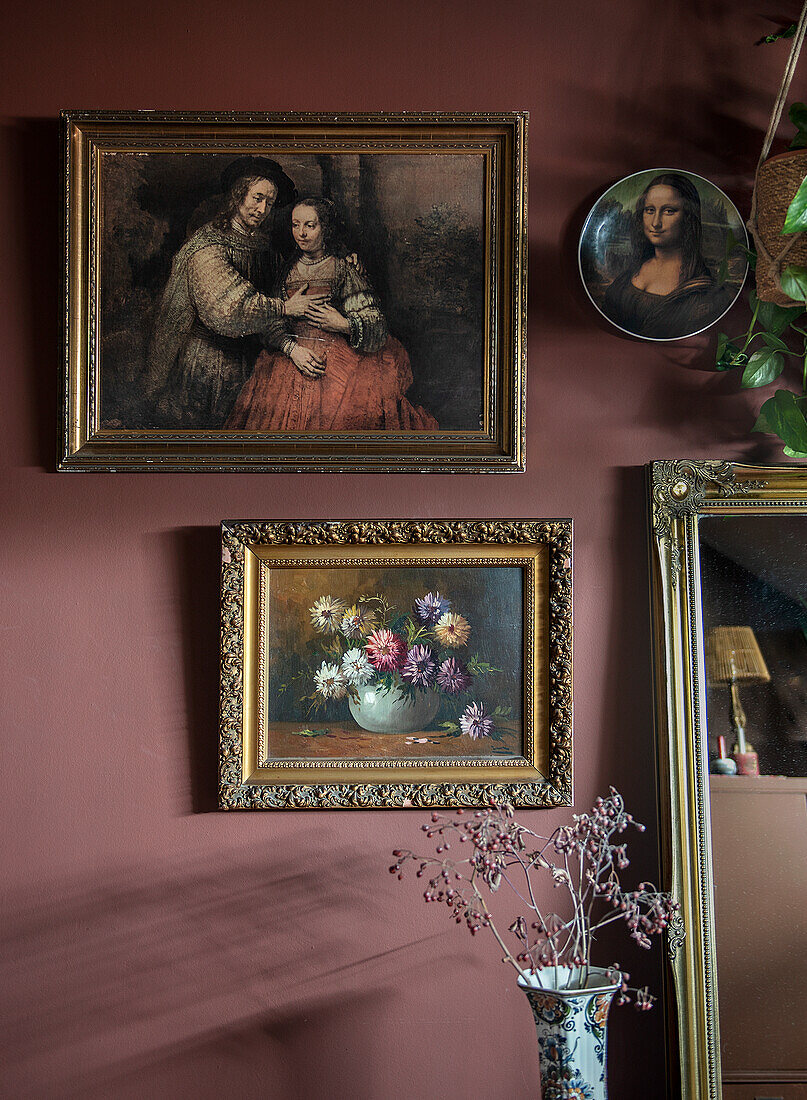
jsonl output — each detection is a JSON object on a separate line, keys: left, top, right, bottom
{"left": 219, "top": 519, "right": 573, "bottom": 810}
{"left": 579, "top": 168, "right": 747, "bottom": 341}
{"left": 62, "top": 112, "right": 527, "bottom": 471}
{"left": 262, "top": 564, "right": 524, "bottom": 762}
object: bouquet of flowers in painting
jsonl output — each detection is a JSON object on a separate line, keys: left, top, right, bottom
{"left": 276, "top": 585, "right": 518, "bottom": 755}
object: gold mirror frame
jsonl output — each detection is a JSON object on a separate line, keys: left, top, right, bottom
{"left": 647, "top": 459, "right": 807, "bottom": 1099}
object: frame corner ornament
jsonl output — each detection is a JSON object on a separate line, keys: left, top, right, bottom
{"left": 649, "top": 460, "right": 765, "bottom": 577}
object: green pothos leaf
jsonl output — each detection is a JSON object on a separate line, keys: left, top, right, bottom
{"left": 783, "top": 445, "right": 807, "bottom": 458}
{"left": 715, "top": 340, "right": 748, "bottom": 371}
{"left": 753, "top": 390, "right": 807, "bottom": 452}
{"left": 782, "top": 175, "right": 807, "bottom": 234}
{"left": 759, "top": 332, "right": 790, "bottom": 352}
{"left": 741, "top": 348, "right": 785, "bottom": 388}
{"left": 755, "top": 297, "right": 805, "bottom": 335}
{"left": 779, "top": 264, "right": 807, "bottom": 302}
{"left": 790, "top": 102, "right": 807, "bottom": 149}
{"left": 756, "top": 23, "right": 796, "bottom": 45}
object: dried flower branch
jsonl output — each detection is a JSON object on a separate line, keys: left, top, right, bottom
{"left": 391, "top": 788, "right": 678, "bottom": 1008}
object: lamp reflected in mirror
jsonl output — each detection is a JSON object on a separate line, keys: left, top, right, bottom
{"left": 705, "top": 626, "right": 770, "bottom": 775}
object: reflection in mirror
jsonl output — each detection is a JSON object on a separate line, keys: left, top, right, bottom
{"left": 700, "top": 515, "right": 807, "bottom": 778}
{"left": 699, "top": 515, "right": 807, "bottom": 1093}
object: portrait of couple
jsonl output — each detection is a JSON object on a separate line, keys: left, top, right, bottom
{"left": 579, "top": 169, "right": 747, "bottom": 342}
{"left": 100, "top": 150, "right": 488, "bottom": 434}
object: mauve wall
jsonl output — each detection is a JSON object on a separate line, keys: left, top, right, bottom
{"left": 0, "top": 1, "right": 795, "bottom": 1097}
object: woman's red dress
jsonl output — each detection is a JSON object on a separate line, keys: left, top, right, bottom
{"left": 226, "top": 257, "right": 438, "bottom": 431}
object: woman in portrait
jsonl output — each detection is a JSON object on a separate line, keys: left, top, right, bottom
{"left": 226, "top": 196, "right": 439, "bottom": 431}
{"left": 602, "top": 172, "right": 733, "bottom": 340}
{"left": 144, "top": 157, "right": 327, "bottom": 428}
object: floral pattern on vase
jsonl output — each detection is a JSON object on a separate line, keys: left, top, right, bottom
{"left": 519, "top": 969, "right": 618, "bottom": 1100}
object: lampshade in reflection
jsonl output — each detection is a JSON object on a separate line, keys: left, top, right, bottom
{"left": 705, "top": 626, "right": 770, "bottom": 753}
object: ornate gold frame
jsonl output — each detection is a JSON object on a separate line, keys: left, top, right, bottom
{"left": 219, "top": 519, "right": 572, "bottom": 809}
{"left": 60, "top": 110, "right": 527, "bottom": 472}
{"left": 647, "top": 460, "right": 807, "bottom": 1099}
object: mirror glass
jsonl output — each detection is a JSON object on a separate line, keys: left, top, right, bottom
{"left": 698, "top": 514, "right": 807, "bottom": 1090}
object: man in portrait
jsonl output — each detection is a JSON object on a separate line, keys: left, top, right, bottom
{"left": 143, "top": 156, "right": 325, "bottom": 427}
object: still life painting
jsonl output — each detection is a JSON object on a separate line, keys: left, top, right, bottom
{"left": 61, "top": 111, "right": 527, "bottom": 471}
{"left": 264, "top": 565, "right": 524, "bottom": 762}
{"left": 218, "top": 519, "right": 573, "bottom": 810}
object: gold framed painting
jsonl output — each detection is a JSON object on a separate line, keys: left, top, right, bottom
{"left": 219, "top": 519, "right": 572, "bottom": 809}
{"left": 61, "top": 110, "right": 527, "bottom": 472}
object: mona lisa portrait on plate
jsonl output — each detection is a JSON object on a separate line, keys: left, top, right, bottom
{"left": 579, "top": 168, "right": 748, "bottom": 342}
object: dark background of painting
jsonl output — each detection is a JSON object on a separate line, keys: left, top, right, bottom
{"left": 100, "top": 151, "right": 485, "bottom": 430}
{"left": 1, "top": 1, "right": 801, "bottom": 1097}
{"left": 265, "top": 564, "right": 523, "bottom": 737}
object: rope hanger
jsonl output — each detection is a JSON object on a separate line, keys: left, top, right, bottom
{"left": 748, "top": 1, "right": 807, "bottom": 294}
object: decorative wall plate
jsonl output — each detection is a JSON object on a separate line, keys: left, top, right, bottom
{"left": 579, "top": 169, "right": 747, "bottom": 342}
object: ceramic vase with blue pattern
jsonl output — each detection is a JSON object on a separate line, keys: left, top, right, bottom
{"left": 518, "top": 966, "right": 619, "bottom": 1100}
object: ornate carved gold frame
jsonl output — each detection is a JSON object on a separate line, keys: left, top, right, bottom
{"left": 219, "top": 519, "right": 572, "bottom": 809}
{"left": 647, "top": 460, "right": 807, "bottom": 1099}
{"left": 60, "top": 110, "right": 527, "bottom": 472}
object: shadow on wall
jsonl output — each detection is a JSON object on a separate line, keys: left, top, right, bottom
{"left": 169, "top": 526, "right": 223, "bottom": 814}
{"left": 2, "top": 117, "right": 61, "bottom": 471}
{"left": 539, "top": 71, "right": 768, "bottom": 339}
{"left": 0, "top": 843, "right": 405, "bottom": 1100}
{"left": 597, "top": 465, "right": 672, "bottom": 1096}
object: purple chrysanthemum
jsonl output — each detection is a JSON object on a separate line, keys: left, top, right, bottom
{"left": 460, "top": 701, "right": 494, "bottom": 740}
{"left": 436, "top": 657, "right": 472, "bottom": 695}
{"left": 401, "top": 644, "right": 437, "bottom": 688}
{"left": 413, "top": 591, "right": 450, "bottom": 625}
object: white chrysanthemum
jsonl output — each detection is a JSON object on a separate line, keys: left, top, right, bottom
{"left": 340, "top": 603, "right": 378, "bottom": 639}
{"left": 310, "top": 595, "right": 347, "bottom": 633}
{"left": 314, "top": 662, "right": 348, "bottom": 699}
{"left": 341, "top": 647, "right": 374, "bottom": 685}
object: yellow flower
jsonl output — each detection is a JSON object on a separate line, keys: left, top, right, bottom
{"left": 340, "top": 603, "right": 377, "bottom": 638}
{"left": 434, "top": 611, "right": 470, "bottom": 647}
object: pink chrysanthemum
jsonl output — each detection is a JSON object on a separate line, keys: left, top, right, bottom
{"left": 365, "top": 628, "right": 406, "bottom": 671}
{"left": 460, "top": 701, "right": 494, "bottom": 739}
{"left": 436, "top": 657, "right": 472, "bottom": 695}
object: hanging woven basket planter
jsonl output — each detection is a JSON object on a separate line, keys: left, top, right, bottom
{"left": 747, "top": 2, "right": 807, "bottom": 303}
{"left": 750, "top": 147, "right": 807, "bottom": 304}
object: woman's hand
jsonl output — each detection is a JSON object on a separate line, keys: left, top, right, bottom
{"left": 306, "top": 301, "right": 351, "bottom": 335}
{"left": 289, "top": 344, "right": 326, "bottom": 378}
{"left": 283, "top": 283, "right": 329, "bottom": 318}
{"left": 345, "top": 253, "right": 367, "bottom": 278}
